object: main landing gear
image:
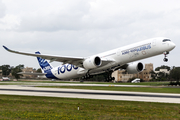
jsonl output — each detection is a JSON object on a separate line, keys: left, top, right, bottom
{"left": 163, "top": 51, "right": 169, "bottom": 62}
{"left": 105, "top": 72, "right": 115, "bottom": 82}
{"left": 82, "top": 74, "right": 93, "bottom": 80}
{"left": 105, "top": 76, "right": 115, "bottom": 82}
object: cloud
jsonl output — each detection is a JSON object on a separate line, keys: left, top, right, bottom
{"left": 1, "top": 0, "right": 180, "bottom": 69}
{"left": 0, "top": 14, "right": 20, "bottom": 30}
{"left": 0, "top": 0, "right": 5, "bottom": 18}
{"left": 17, "top": 0, "right": 91, "bottom": 32}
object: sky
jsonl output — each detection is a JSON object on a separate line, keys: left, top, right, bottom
{"left": 0, "top": 0, "right": 180, "bottom": 70}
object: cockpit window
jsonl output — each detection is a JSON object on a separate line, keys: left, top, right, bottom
{"left": 163, "top": 39, "right": 171, "bottom": 42}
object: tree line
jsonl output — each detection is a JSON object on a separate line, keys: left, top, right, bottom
{"left": 1, "top": 64, "right": 180, "bottom": 85}
{"left": 150, "top": 65, "right": 180, "bottom": 85}
{"left": 0, "top": 64, "right": 25, "bottom": 80}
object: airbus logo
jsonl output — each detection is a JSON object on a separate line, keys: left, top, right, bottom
{"left": 122, "top": 43, "right": 151, "bottom": 55}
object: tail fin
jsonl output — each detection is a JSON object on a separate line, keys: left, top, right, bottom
{"left": 35, "top": 51, "right": 53, "bottom": 73}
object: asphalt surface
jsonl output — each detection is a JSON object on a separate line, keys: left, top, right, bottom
{"left": 0, "top": 85, "right": 179, "bottom": 103}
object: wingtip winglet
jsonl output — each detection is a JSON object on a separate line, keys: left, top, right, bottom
{"left": 3, "top": 45, "right": 9, "bottom": 51}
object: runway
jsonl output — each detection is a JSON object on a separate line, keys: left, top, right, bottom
{"left": 0, "top": 85, "right": 180, "bottom": 104}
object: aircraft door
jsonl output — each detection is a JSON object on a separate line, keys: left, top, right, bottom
{"left": 116, "top": 48, "right": 125, "bottom": 63}
{"left": 152, "top": 39, "right": 157, "bottom": 52}
{"left": 117, "top": 49, "right": 121, "bottom": 56}
{"left": 152, "top": 39, "right": 156, "bottom": 46}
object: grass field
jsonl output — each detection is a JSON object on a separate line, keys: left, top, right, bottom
{"left": 20, "top": 80, "right": 170, "bottom": 86}
{"left": 0, "top": 80, "right": 170, "bottom": 86}
{"left": 1, "top": 81, "right": 179, "bottom": 94}
{"left": 0, "top": 95, "right": 179, "bottom": 119}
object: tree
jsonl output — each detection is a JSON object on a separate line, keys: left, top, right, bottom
{"left": 169, "top": 67, "right": 180, "bottom": 85}
{"left": 150, "top": 70, "right": 157, "bottom": 80}
{"left": 155, "top": 65, "right": 170, "bottom": 71}
{"left": 150, "top": 70, "right": 169, "bottom": 81}
{"left": 157, "top": 72, "right": 169, "bottom": 81}
{"left": 11, "top": 64, "right": 24, "bottom": 80}
{"left": 0, "top": 65, "right": 12, "bottom": 76}
{"left": 157, "top": 72, "right": 165, "bottom": 78}
{"left": 37, "top": 68, "right": 42, "bottom": 73}
{"left": 150, "top": 70, "right": 157, "bottom": 81}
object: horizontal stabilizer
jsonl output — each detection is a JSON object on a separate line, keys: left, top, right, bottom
{"left": 18, "top": 72, "right": 46, "bottom": 75}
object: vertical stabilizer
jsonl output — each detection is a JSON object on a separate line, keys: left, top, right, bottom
{"left": 35, "top": 51, "right": 53, "bottom": 73}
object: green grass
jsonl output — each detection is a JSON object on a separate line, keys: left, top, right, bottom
{"left": 0, "top": 95, "right": 179, "bottom": 119}
{"left": 0, "top": 81, "right": 178, "bottom": 94}
{"left": 38, "top": 86, "right": 180, "bottom": 94}
{"left": 0, "top": 80, "right": 170, "bottom": 86}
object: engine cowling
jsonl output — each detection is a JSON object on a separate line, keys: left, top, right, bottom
{"left": 83, "top": 56, "right": 102, "bottom": 69}
{"left": 126, "top": 62, "right": 144, "bottom": 74}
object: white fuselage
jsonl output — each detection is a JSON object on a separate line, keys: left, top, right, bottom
{"left": 50, "top": 37, "right": 175, "bottom": 80}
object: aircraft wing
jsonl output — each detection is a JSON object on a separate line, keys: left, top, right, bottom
{"left": 3, "top": 46, "right": 114, "bottom": 67}
{"left": 3, "top": 46, "right": 85, "bottom": 67}
{"left": 17, "top": 72, "right": 46, "bottom": 75}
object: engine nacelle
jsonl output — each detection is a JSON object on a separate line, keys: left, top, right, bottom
{"left": 126, "top": 62, "right": 144, "bottom": 74}
{"left": 83, "top": 56, "right": 102, "bottom": 69}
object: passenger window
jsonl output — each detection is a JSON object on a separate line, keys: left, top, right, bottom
{"left": 163, "top": 39, "right": 171, "bottom": 42}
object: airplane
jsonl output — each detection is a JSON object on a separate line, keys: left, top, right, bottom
{"left": 3, "top": 37, "right": 176, "bottom": 81}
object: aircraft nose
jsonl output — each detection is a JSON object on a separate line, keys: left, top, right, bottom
{"left": 171, "top": 42, "right": 176, "bottom": 48}
{"left": 170, "top": 42, "right": 176, "bottom": 50}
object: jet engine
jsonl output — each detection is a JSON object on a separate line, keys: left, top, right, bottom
{"left": 126, "top": 62, "right": 144, "bottom": 74}
{"left": 83, "top": 56, "right": 102, "bottom": 69}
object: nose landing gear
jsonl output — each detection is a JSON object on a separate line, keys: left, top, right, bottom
{"left": 163, "top": 58, "right": 168, "bottom": 62}
{"left": 163, "top": 51, "right": 169, "bottom": 62}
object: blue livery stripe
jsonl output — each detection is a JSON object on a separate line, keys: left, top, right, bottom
{"left": 35, "top": 51, "right": 53, "bottom": 73}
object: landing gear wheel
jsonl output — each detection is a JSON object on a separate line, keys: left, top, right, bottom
{"left": 163, "top": 51, "right": 169, "bottom": 62}
{"left": 104, "top": 72, "right": 114, "bottom": 82}
{"left": 163, "top": 58, "right": 168, "bottom": 62}
{"left": 82, "top": 73, "right": 92, "bottom": 81}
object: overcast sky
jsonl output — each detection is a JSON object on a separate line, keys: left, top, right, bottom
{"left": 0, "top": 0, "right": 180, "bottom": 69}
